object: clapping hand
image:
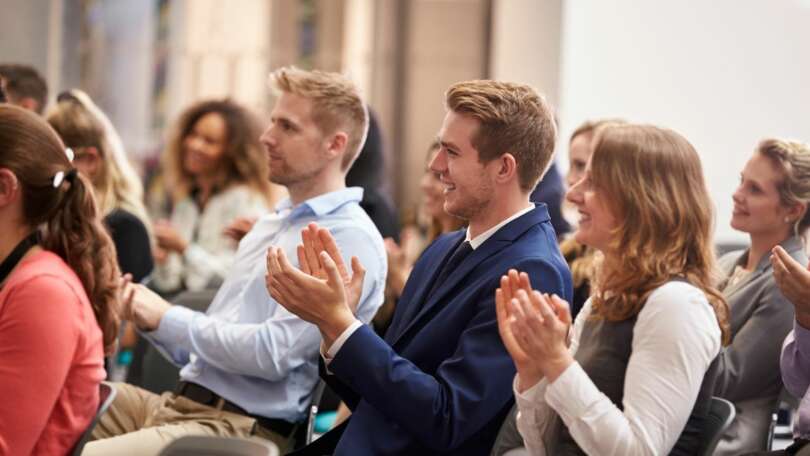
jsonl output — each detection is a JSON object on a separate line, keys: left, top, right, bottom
{"left": 496, "top": 269, "right": 574, "bottom": 392}
{"left": 265, "top": 223, "right": 366, "bottom": 346}
{"left": 771, "top": 245, "right": 810, "bottom": 328}
{"left": 119, "top": 273, "right": 172, "bottom": 331}
{"left": 154, "top": 220, "right": 188, "bottom": 254}
{"left": 223, "top": 216, "right": 257, "bottom": 242}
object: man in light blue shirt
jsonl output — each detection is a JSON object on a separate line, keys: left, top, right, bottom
{"left": 84, "top": 67, "right": 386, "bottom": 456}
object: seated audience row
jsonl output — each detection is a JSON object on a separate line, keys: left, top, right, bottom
{"left": 3, "top": 61, "right": 810, "bottom": 456}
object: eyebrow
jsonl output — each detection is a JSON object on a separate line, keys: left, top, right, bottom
{"left": 439, "top": 139, "right": 461, "bottom": 151}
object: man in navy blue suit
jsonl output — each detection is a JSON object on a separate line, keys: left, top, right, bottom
{"left": 267, "top": 79, "right": 572, "bottom": 455}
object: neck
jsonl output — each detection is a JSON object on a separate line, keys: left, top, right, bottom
{"left": 439, "top": 215, "right": 460, "bottom": 233}
{"left": 747, "top": 228, "right": 792, "bottom": 270}
{"left": 287, "top": 170, "right": 346, "bottom": 206}
{"left": 467, "top": 190, "right": 532, "bottom": 239}
{"left": 0, "top": 221, "right": 34, "bottom": 265}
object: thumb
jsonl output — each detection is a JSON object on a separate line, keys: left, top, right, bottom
{"left": 349, "top": 256, "right": 366, "bottom": 290}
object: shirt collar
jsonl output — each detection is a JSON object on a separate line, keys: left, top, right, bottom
{"left": 275, "top": 187, "right": 364, "bottom": 218}
{"left": 465, "top": 204, "right": 535, "bottom": 250}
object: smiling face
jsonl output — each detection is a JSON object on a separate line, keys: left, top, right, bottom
{"left": 182, "top": 112, "right": 228, "bottom": 178}
{"left": 731, "top": 152, "right": 793, "bottom": 237}
{"left": 429, "top": 111, "right": 497, "bottom": 221}
{"left": 260, "top": 92, "right": 331, "bottom": 188}
{"left": 566, "top": 161, "right": 618, "bottom": 252}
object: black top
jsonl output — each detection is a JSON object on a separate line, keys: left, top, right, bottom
{"left": 104, "top": 209, "right": 153, "bottom": 282}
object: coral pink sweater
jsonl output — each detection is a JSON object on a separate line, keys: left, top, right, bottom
{"left": 0, "top": 250, "right": 104, "bottom": 455}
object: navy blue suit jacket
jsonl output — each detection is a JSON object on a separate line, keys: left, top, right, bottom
{"left": 298, "top": 204, "right": 572, "bottom": 455}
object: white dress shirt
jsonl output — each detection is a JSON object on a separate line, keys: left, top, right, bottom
{"left": 515, "top": 281, "right": 722, "bottom": 455}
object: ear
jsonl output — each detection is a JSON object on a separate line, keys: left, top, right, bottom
{"left": 788, "top": 201, "right": 807, "bottom": 223}
{"left": 0, "top": 169, "right": 20, "bottom": 208}
{"left": 492, "top": 152, "right": 519, "bottom": 185}
{"left": 18, "top": 97, "right": 40, "bottom": 113}
{"left": 325, "top": 131, "right": 349, "bottom": 161}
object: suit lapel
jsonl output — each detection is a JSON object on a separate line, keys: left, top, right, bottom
{"left": 390, "top": 206, "right": 547, "bottom": 347}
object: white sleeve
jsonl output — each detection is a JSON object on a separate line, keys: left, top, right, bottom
{"left": 543, "top": 283, "right": 721, "bottom": 455}
{"left": 514, "top": 298, "right": 591, "bottom": 455}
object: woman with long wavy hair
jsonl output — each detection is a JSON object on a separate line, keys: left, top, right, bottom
{"left": 47, "top": 89, "right": 154, "bottom": 282}
{"left": 150, "top": 99, "right": 283, "bottom": 294}
{"left": 0, "top": 105, "right": 120, "bottom": 454}
{"left": 497, "top": 123, "right": 729, "bottom": 455}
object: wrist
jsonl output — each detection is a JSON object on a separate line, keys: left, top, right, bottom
{"left": 542, "top": 351, "right": 574, "bottom": 384}
{"left": 516, "top": 366, "right": 544, "bottom": 394}
{"left": 320, "top": 310, "right": 357, "bottom": 349}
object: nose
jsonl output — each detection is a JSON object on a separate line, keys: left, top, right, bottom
{"left": 185, "top": 134, "right": 204, "bottom": 151}
{"left": 566, "top": 171, "right": 580, "bottom": 189}
{"left": 429, "top": 148, "right": 447, "bottom": 174}
{"left": 732, "top": 185, "right": 744, "bottom": 205}
{"left": 260, "top": 125, "right": 276, "bottom": 147}
{"left": 565, "top": 179, "right": 584, "bottom": 206}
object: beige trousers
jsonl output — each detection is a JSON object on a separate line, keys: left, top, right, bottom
{"left": 81, "top": 382, "right": 288, "bottom": 456}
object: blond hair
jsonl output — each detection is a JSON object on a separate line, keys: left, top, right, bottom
{"left": 163, "top": 99, "right": 276, "bottom": 206}
{"left": 47, "top": 90, "right": 152, "bottom": 234}
{"left": 269, "top": 66, "right": 369, "bottom": 170}
{"left": 756, "top": 138, "right": 810, "bottom": 235}
{"left": 589, "top": 124, "right": 730, "bottom": 343}
{"left": 445, "top": 80, "right": 556, "bottom": 192}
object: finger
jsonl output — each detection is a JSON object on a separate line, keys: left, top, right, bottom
{"left": 350, "top": 256, "right": 366, "bottom": 285}
{"left": 318, "top": 228, "right": 349, "bottom": 281}
{"left": 500, "top": 275, "right": 514, "bottom": 304}
{"left": 518, "top": 271, "right": 533, "bottom": 292}
{"left": 509, "top": 298, "right": 535, "bottom": 351}
{"left": 267, "top": 247, "right": 284, "bottom": 277}
{"left": 533, "top": 291, "right": 558, "bottom": 326}
{"left": 550, "top": 294, "right": 573, "bottom": 326}
{"left": 508, "top": 269, "right": 521, "bottom": 296}
{"left": 516, "top": 290, "right": 546, "bottom": 335}
{"left": 297, "top": 245, "right": 311, "bottom": 276}
{"left": 321, "top": 251, "right": 346, "bottom": 296}
{"left": 349, "top": 256, "right": 367, "bottom": 311}
{"left": 773, "top": 246, "right": 805, "bottom": 275}
{"left": 301, "top": 229, "right": 321, "bottom": 273}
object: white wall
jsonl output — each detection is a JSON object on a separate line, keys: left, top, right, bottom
{"left": 558, "top": 0, "right": 810, "bottom": 243}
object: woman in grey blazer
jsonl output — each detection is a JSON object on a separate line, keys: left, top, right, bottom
{"left": 715, "top": 138, "right": 810, "bottom": 455}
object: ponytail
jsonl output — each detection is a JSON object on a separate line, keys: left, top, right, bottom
{"left": 0, "top": 105, "right": 121, "bottom": 354}
{"left": 43, "top": 171, "right": 121, "bottom": 353}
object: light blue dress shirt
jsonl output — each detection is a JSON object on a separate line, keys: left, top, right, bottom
{"left": 145, "top": 187, "right": 387, "bottom": 422}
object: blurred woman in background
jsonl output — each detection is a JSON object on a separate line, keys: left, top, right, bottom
{"left": 47, "top": 89, "right": 154, "bottom": 282}
{"left": 714, "top": 139, "right": 810, "bottom": 455}
{"left": 150, "top": 99, "right": 282, "bottom": 294}
{"left": 0, "top": 105, "right": 120, "bottom": 455}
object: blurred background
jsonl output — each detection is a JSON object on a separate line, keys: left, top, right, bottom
{"left": 2, "top": 0, "right": 809, "bottom": 243}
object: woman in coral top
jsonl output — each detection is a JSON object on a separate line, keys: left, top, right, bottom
{"left": 0, "top": 105, "right": 120, "bottom": 455}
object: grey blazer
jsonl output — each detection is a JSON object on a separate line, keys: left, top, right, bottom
{"left": 715, "top": 235, "right": 807, "bottom": 455}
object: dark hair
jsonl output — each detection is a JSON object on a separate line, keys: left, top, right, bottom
{"left": 163, "top": 99, "right": 274, "bottom": 205}
{"left": 0, "top": 64, "right": 48, "bottom": 114}
{"left": 0, "top": 105, "right": 120, "bottom": 353}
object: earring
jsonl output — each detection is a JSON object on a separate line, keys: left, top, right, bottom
{"left": 785, "top": 217, "right": 792, "bottom": 223}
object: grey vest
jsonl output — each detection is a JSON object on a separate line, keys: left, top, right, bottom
{"left": 553, "top": 291, "right": 719, "bottom": 455}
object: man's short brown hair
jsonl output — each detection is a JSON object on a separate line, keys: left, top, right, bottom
{"left": 445, "top": 80, "right": 556, "bottom": 191}
{"left": 269, "top": 66, "right": 368, "bottom": 170}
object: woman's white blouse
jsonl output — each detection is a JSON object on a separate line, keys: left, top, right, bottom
{"left": 151, "top": 185, "right": 267, "bottom": 292}
{"left": 515, "top": 281, "right": 722, "bottom": 455}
